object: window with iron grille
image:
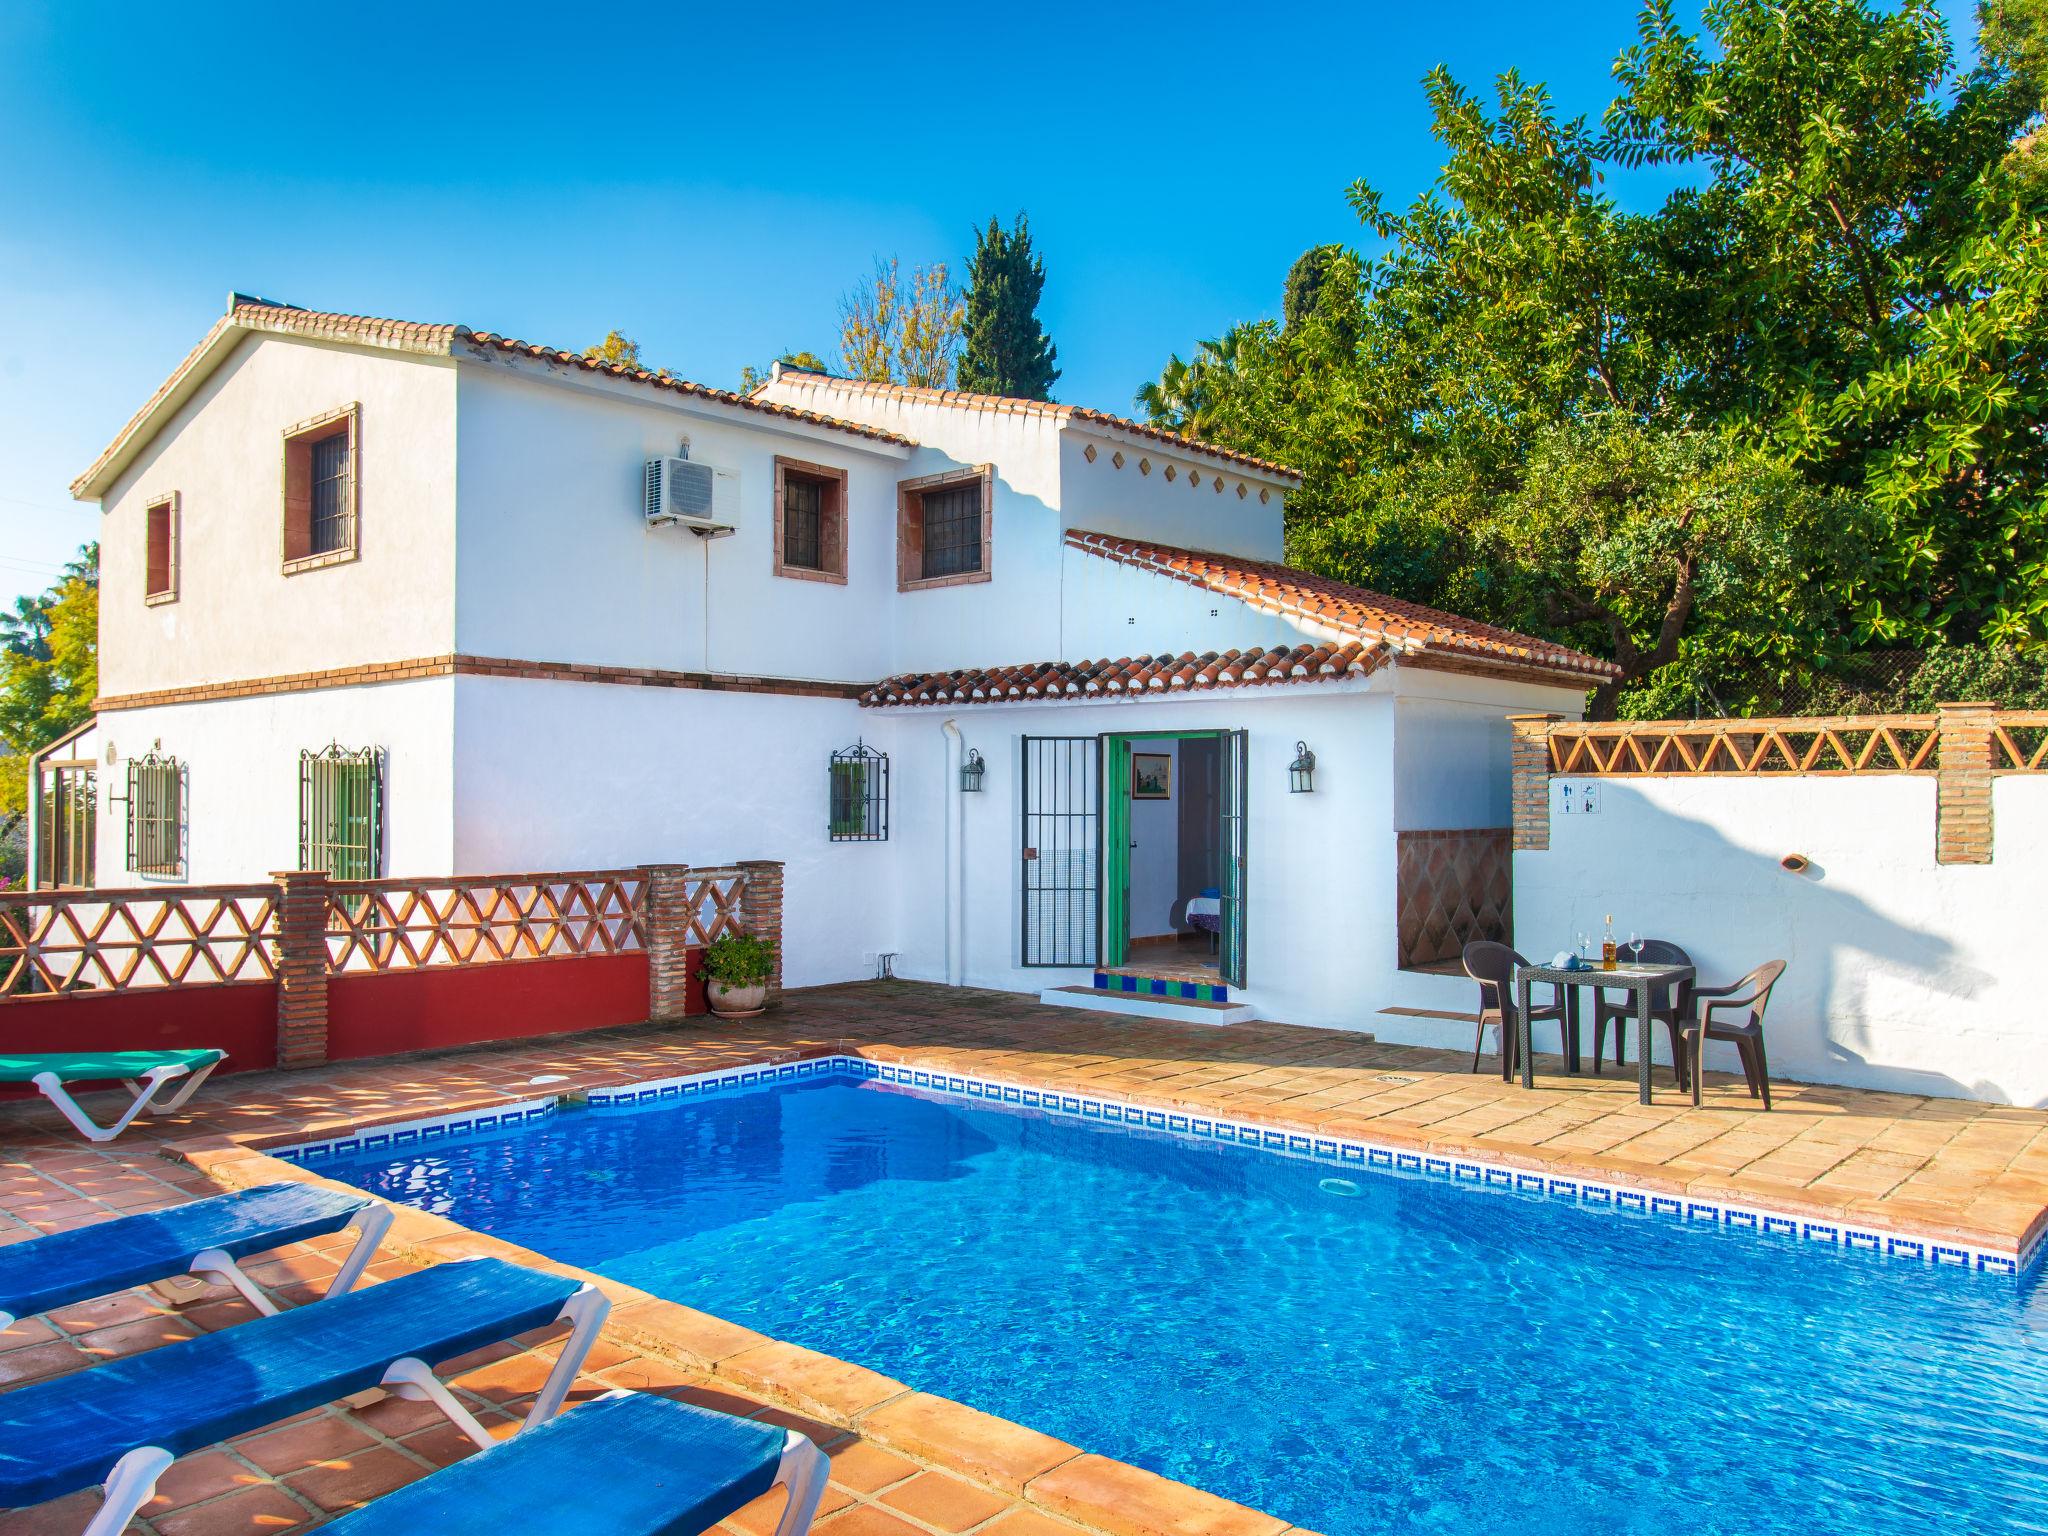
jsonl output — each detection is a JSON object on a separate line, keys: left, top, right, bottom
{"left": 283, "top": 403, "right": 360, "bottom": 570}
{"left": 829, "top": 742, "right": 888, "bottom": 842}
{"left": 39, "top": 764, "right": 96, "bottom": 889}
{"left": 300, "top": 745, "right": 384, "bottom": 879}
{"left": 310, "top": 433, "right": 353, "bottom": 555}
{"left": 123, "top": 750, "right": 183, "bottom": 877}
{"left": 784, "top": 475, "right": 822, "bottom": 570}
{"left": 921, "top": 483, "right": 983, "bottom": 578}
{"left": 773, "top": 457, "right": 847, "bottom": 583}
{"left": 897, "top": 466, "right": 991, "bottom": 590}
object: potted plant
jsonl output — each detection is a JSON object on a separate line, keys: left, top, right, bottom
{"left": 698, "top": 932, "right": 776, "bottom": 1017}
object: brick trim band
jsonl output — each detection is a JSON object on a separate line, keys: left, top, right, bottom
{"left": 94, "top": 655, "right": 871, "bottom": 712}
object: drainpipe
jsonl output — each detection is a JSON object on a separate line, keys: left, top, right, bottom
{"left": 941, "top": 719, "right": 966, "bottom": 986}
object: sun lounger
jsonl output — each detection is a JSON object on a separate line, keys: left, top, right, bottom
{"left": 0, "top": 1048, "right": 227, "bottom": 1142}
{"left": 0, "top": 1255, "right": 608, "bottom": 1536}
{"left": 0, "top": 1181, "right": 393, "bottom": 1331}
{"left": 317, "top": 1388, "right": 828, "bottom": 1536}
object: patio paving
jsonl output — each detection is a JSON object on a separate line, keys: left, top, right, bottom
{"left": 5, "top": 977, "right": 2048, "bottom": 1536}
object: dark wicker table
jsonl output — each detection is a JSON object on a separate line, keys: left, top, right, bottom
{"left": 1513, "top": 960, "right": 1696, "bottom": 1104}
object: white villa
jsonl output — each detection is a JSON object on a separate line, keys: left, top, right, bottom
{"left": 38, "top": 295, "right": 1612, "bottom": 1035}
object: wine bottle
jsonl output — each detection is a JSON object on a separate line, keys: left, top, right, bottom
{"left": 1601, "top": 914, "right": 1617, "bottom": 972}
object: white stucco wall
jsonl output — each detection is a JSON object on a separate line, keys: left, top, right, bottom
{"left": 88, "top": 680, "right": 456, "bottom": 886}
{"left": 1054, "top": 431, "right": 1286, "bottom": 562}
{"left": 447, "top": 676, "right": 892, "bottom": 990}
{"left": 98, "top": 335, "right": 458, "bottom": 696}
{"left": 1515, "top": 773, "right": 2048, "bottom": 1105}
{"left": 451, "top": 359, "right": 911, "bottom": 682}
{"left": 878, "top": 685, "right": 1396, "bottom": 1034}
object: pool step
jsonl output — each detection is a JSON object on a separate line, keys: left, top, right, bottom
{"left": 1038, "top": 985, "right": 1256, "bottom": 1026}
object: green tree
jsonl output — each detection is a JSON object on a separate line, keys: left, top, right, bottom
{"left": 838, "top": 258, "right": 965, "bottom": 388}
{"left": 0, "top": 543, "right": 98, "bottom": 839}
{"left": 956, "top": 215, "right": 1060, "bottom": 400}
{"left": 1138, "top": 0, "right": 2048, "bottom": 712}
{"left": 740, "top": 349, "right": 830, "bottom": 393}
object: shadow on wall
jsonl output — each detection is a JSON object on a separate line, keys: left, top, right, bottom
{"left": 1522, "top": 777, "right": 2029, "bottom": 1105}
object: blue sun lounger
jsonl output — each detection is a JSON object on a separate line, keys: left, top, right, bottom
{"left": 319, "top": 1389, "right": 828, "bottom": 1536}
{"left": 0, "top": 1048, "right": 227, "bottom": 1142}
{"left": 0, "top": 1181, "right": 393, "bottom": 1332}
{"left": 0, "top": 1256, "right": 608, "bottom": 1536}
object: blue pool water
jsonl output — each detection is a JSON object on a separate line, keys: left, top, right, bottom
{"left": 322, "top": 1079, "right": 2048, "bottom": 1534}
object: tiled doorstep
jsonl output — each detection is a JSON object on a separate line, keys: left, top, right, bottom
{"left": 171, "top": 1104, "right": 1309, "bottom": 1536}
{"left": 268, "top": 1051, "right": 2038, "bottom": 1278}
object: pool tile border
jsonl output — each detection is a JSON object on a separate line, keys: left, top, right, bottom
{"left": 276, "top": 1055, "right": 2036, "bottom": 1280}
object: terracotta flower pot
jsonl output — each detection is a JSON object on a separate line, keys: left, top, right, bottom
{"left": 707, "top": 980, "right": 768, "bottom": 1017}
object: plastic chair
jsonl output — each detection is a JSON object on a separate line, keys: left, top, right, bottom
{"left": 1462, "top": 940, "right": 1569, "bottom": 1076}
{"left": 1681, "top": 960, "right": 1788, "bottom": 1109}
{"left": 1590, "top": 939, "right": 1695, "bottom": 1087}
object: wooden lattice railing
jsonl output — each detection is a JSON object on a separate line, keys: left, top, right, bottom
{"left": 0, "top": 885, "right": 279, "bottom": 995}
{"left": 324, "top": 870, "right": 650, "bottom": 973}
{"left": 1549, "top": 716, "right": 1941, "bottom": 776}
{"left": 1992, "top": 712, "right": 2048, "bottom": 773}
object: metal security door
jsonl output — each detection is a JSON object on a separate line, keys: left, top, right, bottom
{"left": 1020, "top": 736, "right": 1101, "bottom": 967}
{"left": 1218, "top": 729, "right": 1249, "bottom": 988}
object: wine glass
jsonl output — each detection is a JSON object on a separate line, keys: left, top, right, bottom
{"left": 1627, "top": 931, "right": 1643, "bottom": 965}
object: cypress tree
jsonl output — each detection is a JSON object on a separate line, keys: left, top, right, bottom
{"left": 957, "top": 214, "right": 1060, "bottom": 400}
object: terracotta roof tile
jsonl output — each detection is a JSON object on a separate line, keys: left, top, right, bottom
{"left": 72, "top": 296, "right": 912, "bottom": 499}
{"left": 457, "top": 332, "right": 913, "bottom": 447}
{"left": 1065, "top": 530, "right": 1617, "bottom": 680}
{"left": 763, "top": 371, "right": 1301, "bottom": 482}
{"left": 860, "top": 642, "right": 1389, "bottom": 708}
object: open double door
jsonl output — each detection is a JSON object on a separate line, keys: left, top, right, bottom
{"left": 1018, "top": 730, "right": 1246, "bottom": 987}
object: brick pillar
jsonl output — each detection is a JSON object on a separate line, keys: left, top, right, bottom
{"left": 1936, "top": 701, "right": 1996, "bottom": 865}
{"left": 271, "top": 869, "right": 332, "bottom": 1067}
{"left": 735, "top": 860, "right": 786, "bottom": 1001}
{"left": 1507, "top": 715, "right": 1561, "bottom": 852}
{"left": 642, "top": 864, "right": 696, "bottom": 1023}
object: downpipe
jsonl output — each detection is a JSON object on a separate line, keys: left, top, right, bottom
{"left": 941, "top": 719, "right": 966, "bottom": 986}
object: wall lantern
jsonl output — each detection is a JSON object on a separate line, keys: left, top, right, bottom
{"left": 1288, "top": 740, "right": 1317, "bottom": 794}
{"left": 960, "top": 748, "right": 986, "bottom": 793}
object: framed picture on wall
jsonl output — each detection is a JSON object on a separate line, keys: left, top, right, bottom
{"left": 1132, "top": 753, "right": 1172, "bottom": 800}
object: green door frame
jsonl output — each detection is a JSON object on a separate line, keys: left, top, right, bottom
{"left": 1099, "top": 729, "right": 1245, "bottom": 982}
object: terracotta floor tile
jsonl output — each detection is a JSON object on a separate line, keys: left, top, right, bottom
{"left": 827, "top": 1439, "right": 924, "bottom": 1494}
{"left": 143, "top": 1451, "right": 266, "bottom": 1513}
{"left": 816, "top": 1506, "right": 935, "bottom": 1536}
{"left": 152, "top": 1483, "right": 314, "bottom": 1536}
{"left": 236, "top": 1412, "right": 380, "bottom": 1475}
{"left": 878, "top": 1470, "right": 1015, "bottom": 1532}
{"left": 281, "top": 1443, "right": 432, "bottom": 1512}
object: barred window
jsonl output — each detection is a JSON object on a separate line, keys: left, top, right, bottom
{"left": 124, "top": 750, "right": 183, "bottom": 877}
{"left": 784, "top": 475, "right": 822, "bottom": 569}
{"left": 310, "top": 434, "right": 353, "bottom": 556}
{"left": 897, "top": 467, "right": 991, "bottom": 590}
{"left": 300, "top": 745, "right": 384, "bottom": 880}
{"left": 773, "top": 458, "right": 847, "bottom": 583}
{"left": 283, "top": 404, "right": 360, "bottom": 570}
{"left": 829, "top": 742, "right": 888, "bottom": 842}
{"left": 920, "top": 483, "right": 982, "bottom": 579}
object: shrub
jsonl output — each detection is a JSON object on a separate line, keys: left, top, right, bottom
{"left": 698, "top": 932, "right": 775, "bottom": 989}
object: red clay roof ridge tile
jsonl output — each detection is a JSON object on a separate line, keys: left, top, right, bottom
{"left": 1064, "top": 529, "right": 1617, "bottom": 680}
{"left": 859, "top": 642, "right": 1391, "bottom": 708}
{"left": 765, "top": 369, "right": 1301, "bottom": 482}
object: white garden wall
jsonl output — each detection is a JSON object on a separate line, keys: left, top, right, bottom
{"left": 1516, "top": 773, "right": 2048, "bottom": 1105}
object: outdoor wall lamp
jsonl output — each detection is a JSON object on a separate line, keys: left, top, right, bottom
{"left": 960, "top": 748, "right": 986, "bottom": 793}
{"left": 1289, "top": 741, "right": 1317, "bottom": 793}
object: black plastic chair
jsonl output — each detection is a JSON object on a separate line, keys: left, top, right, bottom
{"left": 1681, "top": 960, "right": 1788, "bottom": 1110}
{"left": 1461, "top": 940, "right": 1569, "bottom": 1076}
{"left": 1591, "top": 938, "right": 1695, "bottom": 1088}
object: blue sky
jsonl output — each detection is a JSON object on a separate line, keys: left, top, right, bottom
{"left": 0, "top": 0, "right": 1979, "bottom": 612}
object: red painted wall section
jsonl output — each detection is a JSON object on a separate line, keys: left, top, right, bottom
{"left": 0, "top": 981, "right": 280, "bottom": 1095}
{"left": 325, "top": 951, "right": 677, "bottom": 1063}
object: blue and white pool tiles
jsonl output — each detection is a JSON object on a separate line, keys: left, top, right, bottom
{"left": 272, "top": 1055, "right": 2038, "bottom": 1280}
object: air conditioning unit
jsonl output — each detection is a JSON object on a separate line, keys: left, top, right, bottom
{"left": 643, "top": 457, "right": 739, "bottom": 531}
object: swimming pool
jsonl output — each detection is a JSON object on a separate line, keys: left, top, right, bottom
{"left": 318, "top": 1068, "right": 2048, "bottom": 1535}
